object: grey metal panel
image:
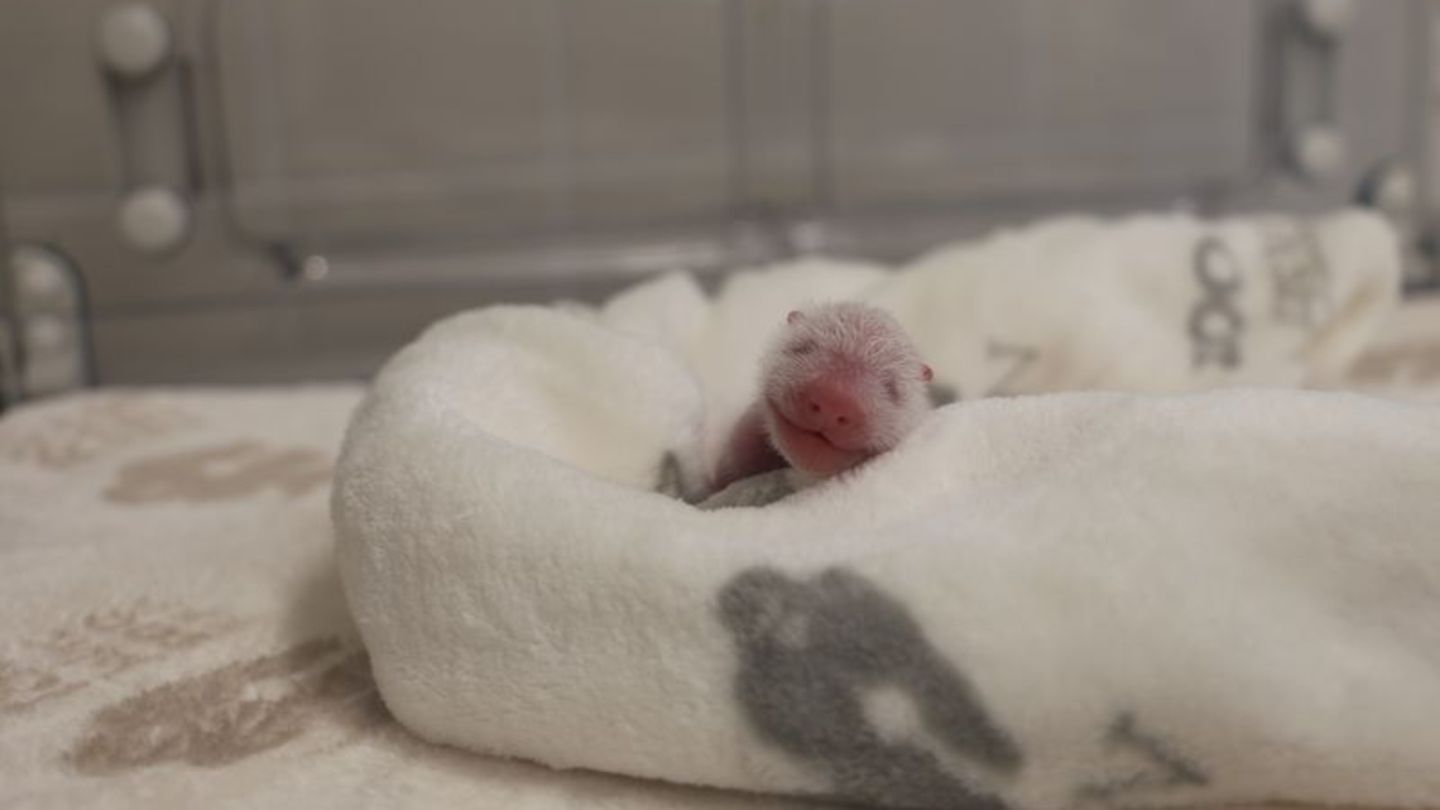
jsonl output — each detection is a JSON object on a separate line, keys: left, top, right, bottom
{"left": 2, "top": 198, "right": 281, "bottom": 311}
{"left": 567, "top": 0, "right": 733, "bottom": 224}
{"left": 1335, "top": 1, "right": 1423, "bottom": 177}
{"left": 216, "top": 0, "right": 735, "bottom": 242}
{"left": 216, "top": 0, "right": 565, "bottom": 239}
{"left": 825, "top": 1, "right": 1260, "bottom": 208}
{"left": 0, "top": 0, "right": 1433, "bottom": 389}
{"left": 1226, "top": 2, "right": 1424, "bottom": 219}
{"left": 731, "top": 0, "right": 823, "bottom": 212}
{"left": 0, "top": 0, "right": 123, "bottom": 196}
{"left": 87, "top": 282, "right": 613, "bottom": 385}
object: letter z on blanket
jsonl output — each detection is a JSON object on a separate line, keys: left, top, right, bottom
{"left": 334, "top": 211, "right": 1440, "bottom": 810}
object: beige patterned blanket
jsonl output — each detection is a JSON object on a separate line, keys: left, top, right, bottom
{"left": 2, "top": 297, "right": 1438, "bottom": 810}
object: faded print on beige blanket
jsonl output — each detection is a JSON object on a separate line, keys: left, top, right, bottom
{"left": 68, "top": 638, "right": 383, "bottom": 774}
{"left": 0, "top": 390, "right": 397, "bottom": 791}
{"left": 0, "top": 594, "right": 388, "bottom": 776}
{"left": 0, "top": 392, "right": 332, "bottom": 505}
{"left": 104, "top": 440, "right": 331, "bottom": 504}
{"left": 0, "top": 393, "right": 201, "bottom": 470}
{"left": 0, "top": 599, "right": 242, "bottom": 716}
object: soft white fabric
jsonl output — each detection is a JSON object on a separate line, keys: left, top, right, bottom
{"left": 334, "top": 210, "right": 1439, "bottom": 810}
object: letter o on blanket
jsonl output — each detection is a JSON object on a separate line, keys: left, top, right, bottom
{"left": 335, "top": 224, "right": 1440, "bottom": 810}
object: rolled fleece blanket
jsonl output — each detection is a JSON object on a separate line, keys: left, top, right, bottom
{"left": 596, "top": 209, "right": 1399, "bottom": 476}
{"left": 333, "top": 210, "right": 1440, "bottom": 810}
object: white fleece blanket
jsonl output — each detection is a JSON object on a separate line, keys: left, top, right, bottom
{"left": 334, "top": 210, "right": 1440, "bottom": 809}
{"left": 599, "top": 209, "right": 1397, "bottom": 484}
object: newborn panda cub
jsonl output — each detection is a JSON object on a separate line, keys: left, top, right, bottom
{"left": 706, "top": 302, "right": 933, "bottom": 506}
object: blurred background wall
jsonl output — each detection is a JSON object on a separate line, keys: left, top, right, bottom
{"left": 0, "top": 0, "right": 1435, "bottom": 398}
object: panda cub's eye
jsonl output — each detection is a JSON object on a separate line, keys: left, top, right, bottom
{"left": 786, "top": 340, "right": 818, "bottom": 357}
{"left": 884, "top": 377, "right": 902, "bottom": 404}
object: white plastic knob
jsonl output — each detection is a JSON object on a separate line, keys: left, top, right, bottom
{"left": 300, "top": 255, "right": 331, "bottom": 282}
{"left": 1301, "top": 0, "right": 1354, "bottom": 38}
{"left": 97, "top": 3, "right": 172, "bottom": 79}
{"left": 11, "top": 246, "right": 73, "bottom": 305}
{"left": 118, "top": 186, "right": 190, "bottom": 253}
{"left": 1292, "top": 126, "right": 1347, "bottom": 180}
{"left": 1372, "top": 165, "right": 1417, "bottom": 215}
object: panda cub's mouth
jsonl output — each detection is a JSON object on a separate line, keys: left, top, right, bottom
{"left": 765, "top": 400, "right": 869, "bottom": 475}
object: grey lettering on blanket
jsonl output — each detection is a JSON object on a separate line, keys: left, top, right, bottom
{"left": 1188, "top": 236, "right": 1246, "bottom": 369}
{"left": 926, "top": 340, "right": 1039, "bottom": 406}
{"left": 718, "top": 567, "right": 1021, "bottom": 809}
{"left": 983, "top": 341, "right": 1040, "bottom": 397}
{"left": 1261, "top": 219, "right": 1331, "bottom": 328}
{"left": 1076, "top": 712, "right": 1207, "bottom": 802}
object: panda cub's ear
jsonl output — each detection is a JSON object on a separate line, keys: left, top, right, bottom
{"left": 920, "top": 364, "right": 933, "bottom": 383}
{"left": 786, "top": 310, "right": 804, "bottom": 325}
